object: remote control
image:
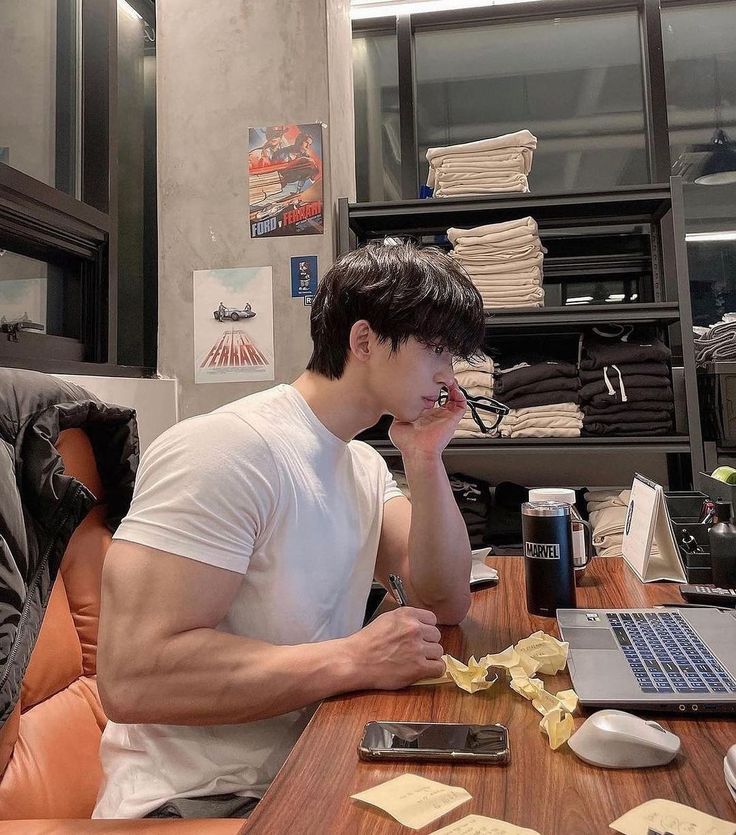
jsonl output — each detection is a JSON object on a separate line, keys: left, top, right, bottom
{"left": 679, "top": 584, "right": 736, "bottom": 607}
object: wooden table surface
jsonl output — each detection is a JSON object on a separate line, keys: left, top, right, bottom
{"left": 245, "top": 557, "right": 736, "bottom": 834}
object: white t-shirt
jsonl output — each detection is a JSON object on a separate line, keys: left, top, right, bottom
{"left": 93, "top": 384, "right": 403, "bottom": 819}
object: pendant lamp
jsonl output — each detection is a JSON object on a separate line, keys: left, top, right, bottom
{"left": 694, "top": 57, "right": 736, "bottom": 185}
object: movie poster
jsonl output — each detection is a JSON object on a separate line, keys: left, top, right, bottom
{"left": 193, "top": 266, "right": 274, "bottom": 384}
{"left": 248, "top": 123, "right": 324, "bottom": 239}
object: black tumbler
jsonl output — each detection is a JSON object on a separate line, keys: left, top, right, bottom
{"left": 521, "top": 500, "right": 576, "bottom": 616}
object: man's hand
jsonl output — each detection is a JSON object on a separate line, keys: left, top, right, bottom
{"left": 388, "top": 380, "right": 466, "bottom": 458}
{"left": 346, "top": 607, "right": 446, "bottom": 690}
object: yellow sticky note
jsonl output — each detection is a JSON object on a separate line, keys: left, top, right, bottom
{"left": 610, "top": 798, "right": 736, "bottom": 835}
{"left": 430, "top": 813, "right": 542, "bottom": 834}
{"left": 444, "top": 655, "right": 498, "bottom": 693}
{"left": 539, "top": 707, "right": 574, "bottom": 750}
{"left": 351, "top": 773, "right": 472, "bottom": 830}
{"left": 414, "top": 655, "right": 497, "bottom": 691}
{"left": 514, "top": 631, "right": 569, "bottom": 675}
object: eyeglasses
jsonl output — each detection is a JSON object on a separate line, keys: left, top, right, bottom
{"left": 438, "top": 385, "right": 510, "bottom": 435}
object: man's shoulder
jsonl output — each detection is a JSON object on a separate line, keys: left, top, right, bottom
{"left": 148, "top": 387, "right": 294, "bottom": 460}
{"left": 347, "top": 438, "right": 388, "bottom": 472}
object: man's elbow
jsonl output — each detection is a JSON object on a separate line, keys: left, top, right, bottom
{"left": 431, "top": 591, "right": 471, "bottom": 626}
{"left": 97, "top": 652, "right": 147, "bottom": 724}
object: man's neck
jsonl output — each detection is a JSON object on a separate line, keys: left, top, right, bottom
{"left": 291, "top": 370, "right": 383, "bottom": 443}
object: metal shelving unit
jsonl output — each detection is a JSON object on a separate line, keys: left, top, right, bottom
{"left": 338, "top": 178, "right": 705, "bottom": 487}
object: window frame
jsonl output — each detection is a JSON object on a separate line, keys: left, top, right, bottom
{"left": 354, "top": 0, "right": 678, "bottom": 199}
{"left": 0, "top": 0, "right": 157, "bottom": 377}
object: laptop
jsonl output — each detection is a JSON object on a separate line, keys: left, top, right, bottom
{"left": 557, "top": 607, "right": 736, "bottom": 713}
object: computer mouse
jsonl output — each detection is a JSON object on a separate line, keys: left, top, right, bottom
{"left": 725, "top": 744, "right": 736, "bottom": 803}
{"left": 568, "top": 709, "right": 680, "bottom": 768}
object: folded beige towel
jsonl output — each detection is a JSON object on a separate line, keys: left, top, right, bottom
{"left": 460, "top": 257, "right": 544, "bottom": 276}
{"left": 426, "top": 129, "right": 537, "bottom": 162}
{"left": 458, "top": 384, "right": 493, "bottom": 399}
{"left": 453, "top": 245, "right": 543, "bottom": 263}
{"left": 435, "top": 177, "right": 529, "bottom": 197}
{"left": 454, "top": 354, "right": 493, "bottom": 375}
{"left": 453, "top": 228, "right": 540, "bottom": 248}
{"left": 504, "top": 402, "right": 580, "bottom": 419}
{"left": 455, "top": 369, "right": 494, "bottom": 391}
{"left": 484, "top": 300, "right": 543, "bottom": 310}
{"left": 478, "top": 287, "right": 545, "bottom": 302}
{"left": 437, "top": 170, "right": 528, "bottom": 184}
{"left": 501, "top": 426, "right": 581, "bottom": 439}
{"left": 448, "top": 217, "right": 537, "bottom": 243}
{"left": 453, "top": 238, "right": 541, "bottom": 256}
{"left": 502, "top": 415, "right": 583, "bottom": 432}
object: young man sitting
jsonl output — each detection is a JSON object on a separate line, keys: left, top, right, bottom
{"left": 94, "top": 241, "right": 485, "bottom": 819}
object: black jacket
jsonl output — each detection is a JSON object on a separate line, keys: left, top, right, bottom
{"left": 0, "top": 369, "right": 139, "bottom": 726}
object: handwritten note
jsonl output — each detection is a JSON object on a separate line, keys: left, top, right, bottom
{"left": 430, "top": 813, "right": 542, "bottom": 834}
{"left": 610, "top": 799, "right": 736, "bottom": 835}
{"left": 351, "top": 773, "right": 471, "bottom": 830}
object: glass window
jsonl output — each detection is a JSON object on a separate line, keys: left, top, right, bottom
{"left": 414, "top": 12, "right": 648, "bottom": 194}
{"left": 352, "top": 32, "right": 401, "bottom": 202}
{"left": 0, "top": 0, "right": 81, "bottom": 196}
{"left": 0, "top": 247, "right": 81, "bottom": 340}
{"left": 117, "top": 0, "right": 157, "bottom": 367}
{"left": 663, "top": 2, "right": 736, "bottom": 327}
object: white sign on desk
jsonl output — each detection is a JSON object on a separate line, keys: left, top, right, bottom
{"left": 621, "top": 473, "right": 686, "bottom": 583}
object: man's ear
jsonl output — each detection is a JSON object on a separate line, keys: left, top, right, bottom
{"left": 348, "top": 319, "right": 373, "bottom": 363}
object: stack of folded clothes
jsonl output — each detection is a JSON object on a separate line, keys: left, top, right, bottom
{"left": 447, "top": 216, "right": 545, "bottom": 310}
{"left": 579, "top": 331, "right": 674, "bottom": 436}
{"left": 425, "top": 130, "right": 537, "bottom": 198}
{"left": 694, "top": 315, "right": 736, "bottom": 364}
{"left": 453, "top": 353, "right": 496, "bottom": 439}
{"left": 585, "top": 489, "right": 660, "bottom": 558}
{"left": 494, "top": 360, "right": 583, "bottom": 438}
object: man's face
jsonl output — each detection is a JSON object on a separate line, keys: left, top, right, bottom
{"left": 369, "top": 336, "right": 454, "bottom": 422}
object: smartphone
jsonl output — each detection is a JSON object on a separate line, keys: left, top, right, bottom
{"left": 357, "top": 721, "right": 510, "bottom": 764}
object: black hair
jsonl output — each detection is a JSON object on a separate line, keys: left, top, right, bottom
{"left": 306, "top": 241, "right": 485, "bottom": 380}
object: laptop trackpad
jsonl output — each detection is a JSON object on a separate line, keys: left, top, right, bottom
{"left": 564, "top": 628, "right": 619, "bottom": 650}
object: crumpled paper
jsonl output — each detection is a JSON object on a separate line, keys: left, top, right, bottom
{"left": 415, "top": 654, "right": 498, "bottom": 693}
{"left": 414, "top": 631, "right": 578, "bottom": 750}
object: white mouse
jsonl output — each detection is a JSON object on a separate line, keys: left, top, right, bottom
{"left": 725, "top": 744, "right": 736, "bottom": 803}
{"left": 568, "top": 709, "right": 680, "bottom": 768}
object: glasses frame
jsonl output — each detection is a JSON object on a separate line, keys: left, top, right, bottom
{"left": 438, "top": 385, "right": 510, "bottom": 435}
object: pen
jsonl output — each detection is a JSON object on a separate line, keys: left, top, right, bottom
{"left": 388, "top": 573, "right": 408, "bottom": 606}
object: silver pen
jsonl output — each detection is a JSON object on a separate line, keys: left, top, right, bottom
{"left": 388, "top": 573, "right": 408, "bottom": 606}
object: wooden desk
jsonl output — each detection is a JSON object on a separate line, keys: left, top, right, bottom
{"left": 246, "top": 558, "right": 736, "bottom": 834}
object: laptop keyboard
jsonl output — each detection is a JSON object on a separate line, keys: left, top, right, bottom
{"left": 607, "top": 611, "right": 736, "bottom": 695}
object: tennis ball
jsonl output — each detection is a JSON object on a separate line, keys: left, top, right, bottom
{"left": 711, "top": 466, "right": 736, "bottom": 484}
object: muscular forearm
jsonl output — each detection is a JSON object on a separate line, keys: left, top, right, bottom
{"left": 98, "top": 628, "right": 362, "bottom": 726}
{"left": 402, "top": 450, "right": 471, "bottom": 624}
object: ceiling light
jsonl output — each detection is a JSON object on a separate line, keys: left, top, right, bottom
{"left": 693, "top": 129, "right": 736, "bottom": 186}
{"left": 351, "top": 0, "right": 537, "bottom": 20}
{"left": 118, "top": 0, "right": 143, "bottom": 22}
{"left": 686, "top": 231, "right": 736, "bottom": 243}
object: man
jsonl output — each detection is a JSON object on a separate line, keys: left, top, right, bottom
{"left": 94, "top": 242, "right": 485, "bottom": 819}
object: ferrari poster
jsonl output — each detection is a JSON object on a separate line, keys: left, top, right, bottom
{"left": 193, "top": 266, "right": 274, "bottom": 384}
{"left": 248, "top": 123, "right": 324, "bottom": 238}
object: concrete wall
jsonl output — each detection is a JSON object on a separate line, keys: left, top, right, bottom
{"left": 157, "top": 0, "right": 355, "bottom": 420}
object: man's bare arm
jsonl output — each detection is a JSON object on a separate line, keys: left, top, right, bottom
{"left": 97, "top": 541, "right": 445, "bottom": 725}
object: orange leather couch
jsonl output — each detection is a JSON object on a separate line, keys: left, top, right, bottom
{"left": 0, "top": 428, "right": 247, "bottom": 834}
